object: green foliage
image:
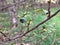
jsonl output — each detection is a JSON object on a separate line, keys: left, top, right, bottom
{"left": 0, "top": 7, "right": 60, "bottom": 45}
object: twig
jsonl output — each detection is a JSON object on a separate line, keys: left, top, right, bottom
{"left": 0, "top": 31, "right": 11, "bottom": 41}
{"left": 0, "top": 1, "right": 60, "bottom": 41}
{"left": 0, "top": 31, "right": 7, "bottom": 37}
{"left": 1, "top": 9, "right": 60, "bottom": 42}
{"left": 7, "top": 9, "right": 60, "bottom": 41}
{"left": 48, "top": 0, "right": 51, "bottom": 17}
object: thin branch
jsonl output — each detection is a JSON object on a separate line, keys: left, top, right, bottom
{"left": 7, "top": 9, "right": 60, "bottom": 41}
{"left": 0, "top": 31, "right": 11, "bottom": 41}
{"left": 48, "top": 0, "right": 51, "bottom": 17}
{"left": 0, "top": 1, "right": 60, "bottom": 41}
{"left": 0, "top": 31, "right": 7, "bottom": 37}
{"left": 1, "top": 9, "right": 60, "bottom": 42}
